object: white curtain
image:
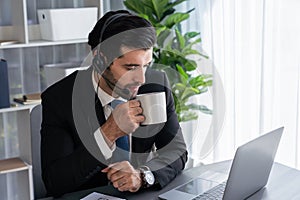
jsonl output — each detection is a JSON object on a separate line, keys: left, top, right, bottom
{"left": 112, "top": 0, "right": 300, "bottom": 168}
{"left": 187, "top": 0, "right": 300, "bottom": 169}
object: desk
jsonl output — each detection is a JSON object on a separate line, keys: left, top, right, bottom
{"left": 54, "top": 160, "right": 300, "bottom": 200}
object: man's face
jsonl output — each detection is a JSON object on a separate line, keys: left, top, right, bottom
{"left": 100, "top": 47, "right": 153, "bottom": 99}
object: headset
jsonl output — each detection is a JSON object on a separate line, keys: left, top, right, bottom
{"left": 92, "top": 13, "right": 130, "bottom": 75}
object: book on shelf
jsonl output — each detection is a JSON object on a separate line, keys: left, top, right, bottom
{"left": 13, "top": 93, "right": 41, "bottom": 105}
{"left": 0, "top": 59, "right": 10, "bottom": 109}
{"left": 0, "top": 40, "right": 19, "bottom": 46}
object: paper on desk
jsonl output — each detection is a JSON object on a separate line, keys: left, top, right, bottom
{"left": 80, "top": 192, "right": 126, "bottom": 200}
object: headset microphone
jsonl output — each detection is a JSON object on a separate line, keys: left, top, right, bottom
{"left": 101, "top": 73, "right": 131, "bottom": 99}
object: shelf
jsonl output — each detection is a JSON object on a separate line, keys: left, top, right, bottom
{"left": 0, "top": 39, "right": 88, "bottom": 49}
{"left": 0, "top": 157, "right": 30, "bottom": 174}
{"left": 28, "top": 39, "right": 88, "bottom": 47}
{"left": 0, "top": 1, "right": 103, "bottom": 198}
{"left": 0, "top": 104, "right": 38, "bottom": 114}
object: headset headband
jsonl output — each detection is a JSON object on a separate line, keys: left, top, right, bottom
{"left": 98, "top": 13, "right": 130, "bottom": 44}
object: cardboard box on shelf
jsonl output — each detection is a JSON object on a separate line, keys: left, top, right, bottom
{"left": 37, "top": 7, "right": 98, "bottom": 41}
{"left": 43, "top": 62, "right": 89, "bottom": 87}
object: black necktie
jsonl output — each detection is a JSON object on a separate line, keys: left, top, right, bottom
{"left": 110, "top": 100, "right": 130, "bottom": 162}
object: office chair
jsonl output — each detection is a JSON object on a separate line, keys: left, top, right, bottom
{"left": 30, "top": 104, "right": 47, "bottom": 199}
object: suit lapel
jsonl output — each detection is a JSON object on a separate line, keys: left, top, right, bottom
{"left": 72, "top": 66, "right": 111, "bottom": 165}
{"left": 74, "top": 67, "right": 106, "bottom": 128}
{"left": 95, "top": 94, "right": 106, "bottom": 126}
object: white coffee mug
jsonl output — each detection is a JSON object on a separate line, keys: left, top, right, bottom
{"left": 136, "top": 92, "right": 167, "bottom": 125}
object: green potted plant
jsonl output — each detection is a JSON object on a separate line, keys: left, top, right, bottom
{"left": 124, "top": 0, "right": 212, "bottom": 122}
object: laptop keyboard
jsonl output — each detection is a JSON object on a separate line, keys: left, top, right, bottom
{"left": 192, "top": 181, "right": 226, "bottom": 200}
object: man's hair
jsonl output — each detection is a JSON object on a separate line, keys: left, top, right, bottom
{"left": 88, "top": 10, "right": 156, "bottom": 54}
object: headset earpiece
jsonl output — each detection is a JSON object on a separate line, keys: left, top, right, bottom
{"left": 92, "top": 48, "right": 105, "bottom": 74}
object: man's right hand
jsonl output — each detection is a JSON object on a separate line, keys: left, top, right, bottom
{"left": 102, "top": 161, "right": 143, "bottom": 192}
{"left": 101, "top": 100, "right": 145, "bottom": 143}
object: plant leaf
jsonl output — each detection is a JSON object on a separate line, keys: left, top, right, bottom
{"left": 124, "top": 0, "right": 157, "bottom": 24}
{"left": 173, "top": 83, "right": 187, "bottom": 91}
{"left": 175, "top": 27, "right": 185, "bottom": 50}
{"left": 187, "top": 103, "right": 213, "bottom": 114}
{"left": 161, "top": 8, "right": 175, "bottom": 21}
{"left": 150, "top": 0, "right": 169, "bottom": 21}
{"left": 181, "top": 87, "right": 200, "bottom": 101}
{"left": 165, "top": 0, "right": 187, "bottom": 11}
{"left": 205, "top": 80, "right": 213, "bottom": 86}
{"left": 176, "top": 64, "right": 189, "bottom": 80}
{"left": 189, "top": 75, "right": 205, "bottom": 88}
{"left": 179, "top": 111, "right": 199, "bottom": 122}
{"left": 124, "top": 0, "right": 144, "bottom": 14}
{"left": 183, "top": 38, "right": 201, "bottom": 50}
{"left": 157, "top": 29, "right": 171, "bottom": 47}
{"left": 184, "top": 31, "right": 200, "bottom": 39}
{"left": 182, "top": 49, "right": 202, "bottom": 56}
{"left": 124, "top": 0, "right": 212, "bottom": 123}
{"left": 164, "top": 13, "right": 189, "bottom": 28}
{"left": 184, "top": 60, "right": 197, "bottom": 71}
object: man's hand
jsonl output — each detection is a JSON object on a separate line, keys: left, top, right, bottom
{"left": 102, "top": 161, "right": 142, "bottom": 192}
{"left": 101, "top": 100, "right": 144, "bottom": 142}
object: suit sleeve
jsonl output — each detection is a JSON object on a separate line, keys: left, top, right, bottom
{"left": 40, "top": 83, "right": 107, "bottom": 197}
{"left": 144, "top": 72, "right": 188, "bottom": 188}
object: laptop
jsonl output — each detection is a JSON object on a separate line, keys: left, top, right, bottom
{"left": 159, "top": 127, "right": 284, "bottom": 200}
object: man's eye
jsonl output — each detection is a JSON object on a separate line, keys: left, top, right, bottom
{"left": 127, "top": 66, "right": 137, "bottom": 70}
{"left": 145, "top": 61, "right": 153, "bottom": 68}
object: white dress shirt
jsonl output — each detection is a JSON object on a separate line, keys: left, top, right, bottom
{"left": 91, "top": 71, "right": 132, "bottom": 160}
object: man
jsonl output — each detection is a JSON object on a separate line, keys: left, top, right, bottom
{"left": 41, "top": 10, "right": 187, "bottom": 197}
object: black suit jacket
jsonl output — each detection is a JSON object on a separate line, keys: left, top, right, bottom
{"left": 41, "top": 66, "right": 187, "bottom": 197}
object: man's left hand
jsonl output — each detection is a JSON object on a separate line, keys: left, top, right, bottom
{"left": 101, "top": 161, "right": 142, "bottom": 192}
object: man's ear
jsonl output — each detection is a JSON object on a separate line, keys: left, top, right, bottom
{"left": 93, "top": 49, "right": 98, "bottom": 56}
{"left": 94, "top": 50, "right": 108, "bottom": 64}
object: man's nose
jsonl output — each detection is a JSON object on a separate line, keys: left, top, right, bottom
{"left": 133, "top": 67, "right": 146, "bottom": 84}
